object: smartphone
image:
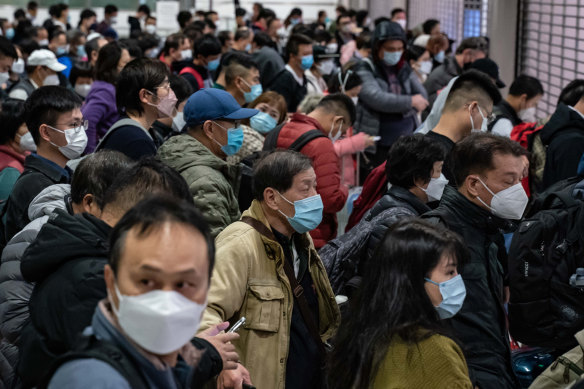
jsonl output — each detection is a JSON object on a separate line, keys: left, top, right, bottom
{"left": 372, "top": 136, "right": 381, "bottom": 141}
{"left": 227, "top": 317, "right": 246, "bottom": 333}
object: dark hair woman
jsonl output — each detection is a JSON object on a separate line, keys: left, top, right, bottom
{"left": 328, "top": 219, "right": 472, "bottom": 389}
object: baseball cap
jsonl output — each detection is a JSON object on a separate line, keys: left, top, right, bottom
{"left": 184, "top": 88, "right": 259, "bottom": 126}
{"left": 470, "top": 58, "right": 505, "bottom": 88}
{"left": 27, "top": 49, "right": 67, "bottom": 72}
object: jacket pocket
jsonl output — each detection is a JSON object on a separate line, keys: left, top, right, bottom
{"left": 244, "top": 284, "right": 284, "bottom": 333}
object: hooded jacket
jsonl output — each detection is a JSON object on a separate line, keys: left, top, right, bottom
{"left": 157, "top": 134, "right": 241, "bottom": 238}
{"left": 540, "top": 103, "right": 584, "bottom": 189}
{"left": 422, "top": 187, "right": 518, "bottom": 389}
{"left": 0, "top": 184, "right": 70, "bottom": 388}
{"left": 18, "top": 209, "right": 111, "bottom": 386}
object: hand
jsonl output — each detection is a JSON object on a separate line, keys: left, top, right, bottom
{"left": 411, "top": 94, "right": 429, "bottom": 112}
{"left": 364, "top": 136, "right": 376, "bottom": 148}
{"left": 217, "top": 363, "right": 253, "bottom": 389}
{"left": 197, "top": 322, "right": 240, "bottom": 370}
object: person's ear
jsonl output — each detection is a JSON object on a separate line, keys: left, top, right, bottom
{"left": 519, "top": 93, "right": 528, "bottom": 108}
{"left": 263, "top": 187, "right": 280, "bottom": 211}
{"left": 466, "top": 175, "right": 481, "bottom": 198}
{"left": 202, "top": 120, "right": 215, "bottom": 139}
{"left": 38, "top": 123, "right": 52, "bottom": 142}
{"left": 138, "top": 88, "right": 154, "bottom": 105}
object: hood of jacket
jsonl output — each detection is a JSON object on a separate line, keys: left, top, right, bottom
{"left": 27, "top": 183, "right": 70, "bottom": 221}
{"left": 157, "top": 133, "right": 239, "bottom": 178}
{"left": 21, "top": 209, "right": 111, "bottom": 284}
{"left": 540, "top": 103, "right": 584, "bottom": 145}
{"left": 84, "top": 80, "right": 116, "bottom": 106}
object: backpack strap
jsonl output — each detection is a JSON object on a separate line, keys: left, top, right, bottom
{"left": 96, "top": 118, "right": 151, "bottom": 152}
{"left": 263, "top": 124, "right": 326, "bottom": 153}
{"left": 262, "top": 123, "right": 286, "bottom": 151}
{"left": 179, "top": 67, "right": 205, "bottom": 90}
{"left": 38, "top": 336, "right": 149, "bottom": 389}
{"left": 240, "top": 216, "right": 327, "bottom": 358}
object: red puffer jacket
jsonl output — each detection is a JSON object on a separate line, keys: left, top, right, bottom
{"left": 277, "top": 113, "right": 348, "bottom": 248}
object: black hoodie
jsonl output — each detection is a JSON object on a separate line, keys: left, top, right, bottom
{"left": 19, "top": 209, "right": 111, "bottom": 386}
{"left": 540, "top": 103, "right": 584, "bottom": 189}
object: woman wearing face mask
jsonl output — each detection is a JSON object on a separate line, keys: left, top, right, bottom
{"left": 151, "top": 74, "right": 194, "bottom": 145}
{"left": 227, "top": 91, "right": 287, "bottom": 164}
{"left": 98, "top": 58, "right": 174, "bottom": 160}
{"left": 0, "top": 99, "right": 35, "bottom": 201}
{"left": 328, "top": 218, "right": 472, "bottom": 389}
{"left": 305, "top": 45, "right": 336, "bottom": 95}
{"left": 354, "top": 20, "right": 429, "bottom": 175}
{"left": 327, "top": 66, "right": 375, "bottom": 187}
{"left": 82, "top": 41, "right": 131, "bottom": 153}
{"left": 70, "top": 63, "right": 94, "bottom": 101}
{"left": 365, "top": 134, "right": 447, "bottom": 259}
{"left": 407, "top": 45, "right": 433, "bottom": 84}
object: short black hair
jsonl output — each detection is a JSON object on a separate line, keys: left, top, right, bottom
{"left": 224, "top": 53, "right": 258, "bottom": 85}
{"left": 177, "top": 11, "right": 192, "bottom": 29}
{"left": 136, "top": 33, "right": 159, "bottom": 53}
{"left": 109, "top": 195, "right": 214, "bottom": 279}
{"left": 316, "top": 93, "right": 356, "bottom": 125}
{"left": 24, "top": 86, "right": 82, "bottom": 144}
{"left": 406, "top": 45, "right": 426, "bottom": 62}
{"left": 218, "top": 30, "right": 233, "bottom": 47}
{"left": 356, "top": 10, "right": 369, "bottom": 26}
{"left": 509, "top": 75, "right": 544, "bottom": 99}
{"left": 253, "top": 150, "right": 313, "bottom": 201}
{"left": 328, "top": 67, "right": 362, "bottom": 93}
{"left": 14, "top": 9, "right": 26, "bottom": 20}
{"left": 374, "top": 17, "right": 392, "bottom": 26}
{"left": 116, "top": 58, "right": 169, "bottom": 115}
{"left": 234, "top": 27, "right": 252, "bottom": 42}
{"left": 27, "top": 1, "right": 38, "bottom": 11}
{"left": 48, "top": 28, "right": 65, "bottom": 43}
{"left": 71, "top": 150, "right": 133, "bottom": 208}
{"left": 286, "top": 33, "right": 312, "bottom": 57}
{"left": 356, "top": 31, "right": 372, "bottom": 50}
{"left": 0, "top": 99, "right": 25, "bottom": 145}
{"left": 391, "top": 8, "right": 405, "bottom": 18}
{"left": 17, "top": 38, "right": 39, "bottom": 56}
{"left": 253, "top": 32, "right": 276, "bottom": 50}
{"left": 452, "top": 133, "right": 528, "bottom": 188}
{"left": 423, "top": 19, "right": 440, "bottom": 34}
{"left": 193, "top": 34, "right": 222, "bottom": 58}
{"left": 104, "top": 4, "right": 118, "bottom": 15}
{"left": 259, "top": 8, "right": 276, "bottom": 21}
{"left": 69, "top": 62, "right": 93, "bottom": 86}
{"left": 162, "top": 33, "right": 186, "bottom": 56}
{"left": 386, "top": 134, "right": 446, "bottom": 188}
{"left": 456, "top": 36, "right": 488, "bottom": 55}
{"left": 444, "top": 69, "right": 502, "bottom": 112}
{"left": 95, "top": 41, "right": 125, "bottom": 84}
{"left": 204, "top": 19, "right": 217, "bottom": 31}
{"left": 169, "top": 74, "right": 193, "bottom": 106}
{"left": 85, "top": 37, "right": 101, "bottom": 62}
{"left": 0, "top": 36, "right": 17, "bottom": 60}
{"left": 80, "top": 8, "right": 96, "bottom": 21}
{"left": 119, "top": 38, "right": 142, "bottom": 59}
{"left": 137, "top": 4, "right": 150, "bottom": 16}
{"left": 236, "top": 8, "right": 246, "bottom": 17}
{"left": 559, "top": 80, "right": 584, "bottom": 106}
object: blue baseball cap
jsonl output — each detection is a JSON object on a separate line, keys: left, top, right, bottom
{"left": 184, "top": 88, "right": 259, "bottom": 126}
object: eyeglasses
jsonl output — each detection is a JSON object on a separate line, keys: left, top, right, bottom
{"left": 48, "top": 119, "right": 88, "bottom": 133}
{"left": 213, "top": 121, "right": 240, "bottom": 131}
{"left": 478, "top": 105, "right": 496, "bottom": 123}
{"left": 156, "top": 83, "right": 171, "bottom": 92}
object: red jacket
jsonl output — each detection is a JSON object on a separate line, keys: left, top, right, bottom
{"left": 0, "top": 145, "right": 26, "bottom": 173}
{"left": 277, "top": 113, "right": 348, "bottom": 248}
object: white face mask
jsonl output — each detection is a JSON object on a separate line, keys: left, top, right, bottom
{"left": 476, "top": 177, "right": 528, "bottom": 220}
{"left": 19, "top": 132, "right": 37, "bottom": 152}
{"left": 519, "top": 106, "right": 536, "bottom": 123}
{"left": 38, "top": 39, "right": 49, "bottom": 47}
{"left": 172, "top": 111, "right": 186, "bottom": 132}
{"left": 111, "top": 283, "right": 206, "bottom": 355}
{"left": 145, "top": 24, "right": 156, "bottom": 34}
{"left": 180, "top": 49, "right": 192, "bottom": 60}
{"left": 0, "top": 71, "right": 9, "bottom": 85}
{"left": 418, "top": 173, "right": 449, "bottom": 202}
{"left": 329, "top": 119, "right": 343, "bottom": 143}
{"left": 397, "top": 19, "right": 407, "bottom": 30}
{"left": 43, "top": 74, "right": 60, "bottom": 86}
{"left": 351, "top": 96, "right": 358, "bottom": 106}
{"left": 326, "top": 43, "right": 338, "bottom": 53}
{"left": 418, "top": 60, "right": 433, "bottom": 75}
{"left": 11, "top": 58, "right": 25, "bottom": 74}
{"left": 470, "top": 105, "right": 488, "bottom": 133}
{"left": 110, "top": 16, "right": 118, "bottom": 25}
{"left": 48, "top": 124, "right": 88, "bottom": 159}
{"left": 318, "top": 59, "right": 335, "bottom": 75}
{"left": 74, "top": 83, "right": 92, "bottom": 98}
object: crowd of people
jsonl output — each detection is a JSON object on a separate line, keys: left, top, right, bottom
{"left": 1, "top": 1, "right": 584, "bottom": 389}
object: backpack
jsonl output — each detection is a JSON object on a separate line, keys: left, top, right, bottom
{"left": 179, "top": 66, "right": 205, "bottom": 90}
{"left": 345, "top": 161, "right": 387, "bottom": 232}
{"left": 510, "top": 122, "right": 546, "bottom": 195}
{"left": 236, "top": 124, "right": 326, "bottom": 212}
{"left": 508, "top": 187, "right": 584, "bottom": 351}
{"left": 37, "top": 335, "right": 149, "bottom": 389}
{"left": 95, "top": 118, "right": 150, "bottom": 152}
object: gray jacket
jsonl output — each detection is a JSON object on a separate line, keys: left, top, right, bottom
{"left": 424, "top": 55, "right": 462, "bottom": 107}
{"left": 0, "top": 184, "right": 70, "bottom": 388}
{"left": 355, "top": 57, "right": 427, "bottom": 136}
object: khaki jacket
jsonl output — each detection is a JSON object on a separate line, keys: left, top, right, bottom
{"left": 199, "top": 200, "right": 340, "bottom": 389}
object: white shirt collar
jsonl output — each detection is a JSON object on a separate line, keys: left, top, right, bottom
{"left": 285, "top": 64, "right": 304, "bottom": 86}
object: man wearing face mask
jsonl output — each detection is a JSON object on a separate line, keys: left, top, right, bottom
{"left": 223, "top": 58, "right": 262, "bottom": 106}
{"left": 159, "top": 33, "right": 191, "bottom": 71}
{"left": 2, "top": 86, "right": 84, "bottom": 244}
{"left": 178, "top": 34, "right": 222, "bottom": 92}
{"left": 8, "top": 49, "right": 65, "bottom": 101}
{"left": 158, "top": 88, "right": 258, "bottom": 238}
{"left": 267, "top": 33, "right": 313, "bottom": 112}
{"left": 96, "top": 4, "right": 118, "bottom": 36}
{"left": 423, "top": 133, "right": 528, "bottom": 389}
{"left": 273, "top": 93, "right": 353, "bottom": 248}
{"left": 0, "top": 36, "right": 19, "bottom": 90}
{"left": 355, "top": 20, "right": 428, "bottom": 169}
{"left": 489, "top": 75, "right": 544, "bottom": 137}
{"left": 199, "top": 150, "right": 340, "bottom": 389}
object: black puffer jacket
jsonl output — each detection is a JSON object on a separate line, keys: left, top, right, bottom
{"left": 366, "top": 185, "right": 430, "bottom": 258}
{"left": 422, "top": 186, "right": 518, "bottom": 389}
{"left": 18, "top": 209, "right": 111, "bottom": 386}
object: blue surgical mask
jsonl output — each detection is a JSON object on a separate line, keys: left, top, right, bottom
{"left": 278, "top": 192, "right": 324, "bottom": 234}
{"left": 325, "top": 17, "right": 331, "bottom": 24}
{"left": 383, "top": 50, "right": 402, "bottom": 66}
{"left": 207, "top": 57, "right": 220, "bottom": 71}
{"left": 212, "top": 121, "right": 244, "bottom": 156}
{"left": 425, "top": 275, "right": 466, "bottom": 319}
{"left": 77, "top": 45, "right": 87, "bottom": 58}
{"left": 5, "top": 28, "right": 14, "bottom": 40}
{"left": 250, "top": 111, "right": 277, "bottom": 134}
{"left": 291, "top": 18, "right": 301, "bottom": 25}
{"left": 242, "top": 80, "right": 263, "bottom": 103}
{"left": 301, "top": 54, "right": 314, "bottom": 70}
{"left": 56, "top": 45, "right": 68, "bottom": 56}
{"left": 434, "top": 50, "right": 445, "bottom": 63}
{"left": 245, "top": 43, "right": 252, "bottom": 52}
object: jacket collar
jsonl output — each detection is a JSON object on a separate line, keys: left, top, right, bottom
{"left": 289, "top": 113, "right": 324, "bottom": 132}
{"left": 0, "top": 145, "right": 26, "bottom": 171}
{"left": 387, "top": 185, "right": 431, "bottom": 215}
{"left": 445, "top": 55, "right": 463, "bottom": 76}
{"left": 25, "top": 153, "right": 70, "bottom": 182}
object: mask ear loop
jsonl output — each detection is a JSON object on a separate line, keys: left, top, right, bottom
{"left": 339, "top": 69, "right": 352, "bottom": 94}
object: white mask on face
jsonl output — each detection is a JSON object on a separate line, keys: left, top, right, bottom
{"left": 39, "top": 39, "right": 49, "bottom": 47}
{"left": 48, "top": 124, "right": 88, "bottom": 159}
{"left": 43, "top": 74, "right": 60, "bottom": 86}
{"left": 418, "top": 60, "right": 433, "bottom": 75}
{"left": 519, "top": 106, "right": 537, "bottom": 123}
{"left": 417, "top": 173, "right": 449, "bottom": 202}
{"left": 351, "top": 96, "right": 358, "bottom": 106}
{"left": 19, "top": 132, "right": 37, "bottom": 152}
{"left": 318, "top": 59, "right": 335, "bottom": 75}
{"left": 326, "top": 43, "right": 338, "bottom": 53}
{"left": 476, "top": 177, "right": 528, "bottom": 220}
{"left": 74, "top": 83, "right": 92, "bottom": 98}
{"left": 172, "top": 111, "right": 186, "bottom": 132}
{"left": 397, "top": 19, "right": 407, "bottom": 30}
{"left": 11, "top": 58, "right": 25, "bottom": 74}
{"left": 145, "top": 24, "right": 156, "bottom": 34}
{"left": 111, "top": 283, "right": 206, "bottom": 355}
{"left": 469, "top": 105, "right": 488, "bottom": 133}
{"left": 329, "top": 119, "right": 343, "bottom": 143}
{"left": 180, "top": 49, "right": 192, "bottom": 60}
